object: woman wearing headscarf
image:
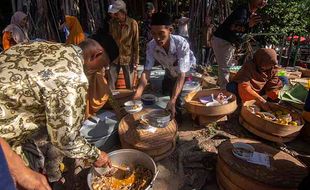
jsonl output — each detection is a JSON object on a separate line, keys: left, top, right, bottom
{"left": 64, "top": 15, "right": 85, "bottom": 45}
{"left": 227, "top": 48, "right": 282, "bottom": 110}
{"left": 2, "top": 11, "right": 29, "bottom": 50}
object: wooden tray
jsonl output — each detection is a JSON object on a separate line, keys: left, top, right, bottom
{"left": 118, "top": 109, "right": 178, "bottom": 150}
{"left": 217, "top": 165, "right": 243, "bottom": 190}
{"left": 120, "top": 136, "right": 176, "bottom": 161}
{"left": 297, "top": 67, "right": 310, "bottom": 77}
{"left": 301, "top": 122, "right": 310, "bottom": 142}
{"left": 184, "top": 89, "right": 237, "bottom": 117}
{"left": 217, "top": 139, "right": 308, "bottom": 189}
{"left": 241, "top": 101, "right": 304, "bottom": 137}
{"left": 152, "top": 139, "right": 176, "bottom": 161}
{"left": 192, "top": 114, "right": 227, "bottom": 126}
{"left": 240, "top": 116, "right": 297, "bottom": 143}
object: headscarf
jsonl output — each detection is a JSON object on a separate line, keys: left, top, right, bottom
{"left": 233, "top": 48, "right": 282, "bottom": 92}
{"left": 3, "top": 11, "right": 29, "bottom": 43}
{"left": 65, "top": 15, "right": 85, "bottom": 45}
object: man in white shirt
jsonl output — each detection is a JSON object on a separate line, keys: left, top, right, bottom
{"left": 133, "top": 12, "right": 196, "bottom": 122}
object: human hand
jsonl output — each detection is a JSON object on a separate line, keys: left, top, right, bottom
{"left": 166, "top": 100, "right": 176, "bottom": 118}
{"left": 256, "top": 98, "right": 271, "bottom": 112}
{"left": 14, "top": 167, "right": 51, "bottom": 190}
{"left": 93, "top": 151, "right": 111, "bottom": 168}
{"left": 249, "top": 14, "right": 262, "bottom": 27}
{"left": 133, "top": 63, "right": 139, "bottom": 70}
{"left": 132, "top": 93, "right": 141, "bottom": 100}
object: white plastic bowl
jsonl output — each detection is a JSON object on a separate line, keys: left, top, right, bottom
{"left": 232, "top": 142, "right": 255, "bottom": 161}
{"left": 124, "top": 100, "right": 143, "bottom": 114}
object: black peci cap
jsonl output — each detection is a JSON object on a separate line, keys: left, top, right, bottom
{"left": 151, "top": 12, "right": 172, "bottom": 26}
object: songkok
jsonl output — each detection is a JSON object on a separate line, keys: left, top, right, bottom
{"left": 151, "top": 12, "right": 172, "bottom": 26}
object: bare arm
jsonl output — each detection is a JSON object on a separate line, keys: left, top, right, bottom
{"left": 171, "top": 72, "right": 186, "bottom": 103}
{"left": 133, "top": 70, "right": 151, "bottom": 99}
{"left": 0, "top": 138, "right": 51, "bottom": 190}
{"left": 166, "top": 72, "right": 186, "bottom": 118}
{"left": 132, "top": 20, "right": 140, "bottom": 66}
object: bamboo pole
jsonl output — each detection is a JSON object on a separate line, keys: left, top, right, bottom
{"left": 278, "top": 34, "right": 286, "bottom": 66}
{"left": 286, "top": 33, "right": 295, "bottom": 67}
{"left": 293, "top": 35, "right": 301, "bottom": 67}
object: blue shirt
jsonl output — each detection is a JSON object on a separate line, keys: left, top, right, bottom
{"left": 0, "top": 146, "right": 16, "bottom": 190}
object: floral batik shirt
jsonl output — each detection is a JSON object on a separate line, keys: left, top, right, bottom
{"left": 0, "top": 41, "right": 100, "bottom": 163}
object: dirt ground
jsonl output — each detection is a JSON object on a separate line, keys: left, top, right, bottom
{"left": 53, "top": 106, "right": 310, "bottom": 190}
{"left": 53, "top": 73, "right": 310, "bottom": 190}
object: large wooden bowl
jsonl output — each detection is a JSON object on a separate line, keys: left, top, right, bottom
{"left": 240, "top": 101, "right": 304, "bottom": 139}
{"left": 301, "top": 111, "right": 310, "bottom": 141}
{"left": 184, "top": 89, "right": 237, "bottom": 117}
{"left": 118, "top": 109, "right": 177, "bottom": 160}
{"left": 217, "top": 138, "right": 308, "bottom": 190}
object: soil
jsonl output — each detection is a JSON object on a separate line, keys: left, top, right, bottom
{"left": 52, "top": 72, "right": 310, "bottom": 190}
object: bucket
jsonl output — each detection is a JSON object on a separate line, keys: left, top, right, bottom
{"left": 116, "top": 70, "right": 126, "bottom": 89}
{"left": 81, "top": 112, "right": 120, "bottom": 151}
{"left": 116, "top": 69, "right": 138, "bottom": 89}
{"left": 87, "top": 149, "right": 158, "bottom": 190}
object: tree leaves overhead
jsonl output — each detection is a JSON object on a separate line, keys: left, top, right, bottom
{"left": 231, "top": 0, "right": 309, "bottom": 44}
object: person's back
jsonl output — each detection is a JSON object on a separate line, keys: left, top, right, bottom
{"left": 0, "top": 41, "right": 90, "bottom": 154}
{"left": 211, "top": 0, "right": 267, "bottom": 89}
{"left": 214, "top": 4, "right": 250, "bottom": 45}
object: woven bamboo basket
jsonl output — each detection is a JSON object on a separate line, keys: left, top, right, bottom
{"left": 120, "top": 137, "right": 176, "bottom": 161}
{"left": 184, "top": 89, "right": 237, "bottom": 117}
{"left": 301, "top": 122, "right": 310, "bottom": 142}
{"left": 299, "top": 68, "right": 310, "bottom": 77}
{"left": 216, "top": 139, "right": 308, "bottom": 190}
{"left": 118, "top": 109, "right": 177, "bottom": 161}
{"left": 239, "top": 117, "right": 297, "bottom": 143}
{"left": 240, "top": 101, "right": 304, "bottom": 141}
{"left": 103, "top": 89, "right": 134, "bottom": 109}
{"left": 301, "top": 111, "right": 310, "bottom": 141}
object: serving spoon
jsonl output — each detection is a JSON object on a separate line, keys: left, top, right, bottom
{"left": 94, "top": 164, "right": 131, "bottom": 176}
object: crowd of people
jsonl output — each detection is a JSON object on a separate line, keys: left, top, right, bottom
{"left": 0, "top": 0, "right": 309, "bottom": 189}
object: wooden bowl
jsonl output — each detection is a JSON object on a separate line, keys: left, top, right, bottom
{"left": 118, "top": 108, "right": 177, "bottom": 161}
{"left": 241, "top": 101, "right": 304, "bottom": 138}
{"left": 217, "top": 138, "right": 308, "bottom": 190}
{"left": 184, "top": 89, "right": 237, "bottom": 117}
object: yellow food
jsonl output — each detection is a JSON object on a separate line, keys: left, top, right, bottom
{"left": 92, "top": 165, "right": 152, "bottom": 190}
{"left": 132, "top": 104, "right": 140, "bottom": 110}
{"left": 249, "top": 106, "right": 300, "bottom": 126}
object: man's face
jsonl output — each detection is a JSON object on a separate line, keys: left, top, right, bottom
{"left": 253, "top": 0, "right": 268, "bottom": 9}
{"left": 147, "top": 9, "right": 155, "bottom": 18}
{"left": 83, "top": 41, "right": 110, "bottom": 71}
{"left": 109, "top": 13, "right": 117, "bottom": 19}
{"left": 151, "top": 25, "right": 171, "bottom": 47}
{"left": 115, "top": 11, "right": 126, "bottom": 22}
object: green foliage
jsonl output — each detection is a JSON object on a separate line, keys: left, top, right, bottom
{"left": 261, "top": 0, "right": 309, "bottom": 44}
{"left": 230, "top": 0, "right": 309, "bottom": 44}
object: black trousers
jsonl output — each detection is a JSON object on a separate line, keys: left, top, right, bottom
{"left": 109, "top": 63, "right": 132, "bottom": 90}
{"left": 162, "top": 73, "right": 183, "bottom": 123}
